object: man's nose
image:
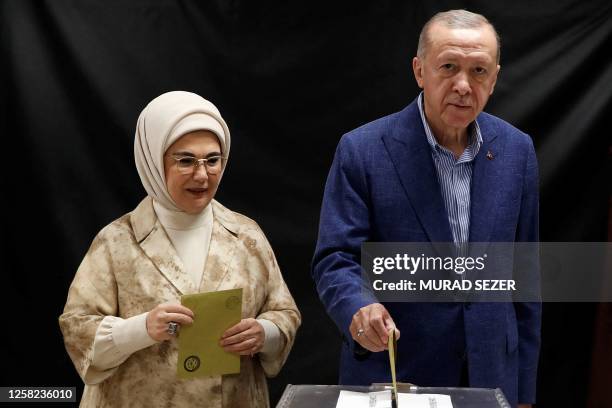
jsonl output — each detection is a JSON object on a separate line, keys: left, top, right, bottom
{"left": 192, "top": 163, "right": 209, "bottom": 181}
{"left": 453, "top": 71, "right": 471, "bottom": 95}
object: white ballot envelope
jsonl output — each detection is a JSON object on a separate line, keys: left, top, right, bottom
{"left": 335, "top": 391, "right": 391, "bottom": 408}
{"left": 336, "top": 390, "right": 453, "bottom": 408}
{"left": 398, "top": 393, "right": 453, "bottom": 407}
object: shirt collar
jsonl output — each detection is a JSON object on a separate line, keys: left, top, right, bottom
{"left": 417, "top": 92, "right": 483, "bottom": 161}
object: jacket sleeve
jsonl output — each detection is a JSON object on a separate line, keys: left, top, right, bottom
{"left": 513, "top": 137, "right": 542, "bottom": 404}
{"left": 254, "top": 229, "right": 302, "bottom": 378}
{"left": 90, "top": 313, "right": 157, "bottom": 375}
{"left": 311, "top": 135, "right": 379, "bottom": 348}
{"left": 58, "top": 231, "right": 122, "bottom": 384}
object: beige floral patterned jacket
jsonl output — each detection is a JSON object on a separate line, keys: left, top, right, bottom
{"left": 59, "top": 197, "right": 301, "bottom": 407}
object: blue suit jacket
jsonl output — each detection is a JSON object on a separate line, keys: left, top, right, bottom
{"left": 312, "top": 98, "right": 541, "bottom": 406}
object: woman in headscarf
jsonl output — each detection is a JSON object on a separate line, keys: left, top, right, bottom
{"left": 59, "top": 91, "right": 301, "bottom": 407}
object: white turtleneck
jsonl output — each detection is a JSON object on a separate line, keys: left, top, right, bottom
{"left": 153, "top": 200, "right": 213, "bottom": 288}
{"left": 88, "top": 201, "right": 281, "bottom": 380}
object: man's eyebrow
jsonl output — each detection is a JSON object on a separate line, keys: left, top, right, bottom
{"left": 436, "top": 52, "right": 460, "bottom": 59}
{"left": 438, "top": 50, "right": 492, "bottom": 60}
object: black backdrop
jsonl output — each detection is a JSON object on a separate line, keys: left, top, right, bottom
{"left": 1, "top": 1, "right": 610, "bottom": 406}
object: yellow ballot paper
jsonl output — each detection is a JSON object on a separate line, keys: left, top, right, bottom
{"left": 177, "top": 288, "right": 243, "bottom": 379}
{"left": 387, "top": 328, "right": 398, "bottom": 405}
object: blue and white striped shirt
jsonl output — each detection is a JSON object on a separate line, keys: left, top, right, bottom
{"left": 417, "top": 93, "right": 483, "bottom": 248}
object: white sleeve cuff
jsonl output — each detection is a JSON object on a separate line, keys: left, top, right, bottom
{"left": 91, "top": 313, "right": 157, "bottom": 372}
{"left": 111, "top": 312, "right": 158, "bottom": 356}
{"left": 257, "top": 318, "right": 282, "bottom": 355}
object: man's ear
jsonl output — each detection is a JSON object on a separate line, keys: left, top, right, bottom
{"left": 489, "top": 64, "right": 501, "bottom": 95}
{"left": 412, "top": 57, "right": 424, "bottom": 89}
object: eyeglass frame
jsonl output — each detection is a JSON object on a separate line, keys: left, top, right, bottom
{"left": 169, "top": 153, "right": 227, "bottom": 175}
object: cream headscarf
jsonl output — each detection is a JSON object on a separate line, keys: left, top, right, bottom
{"left": 134, "top": 91, "right": 231, "bottom": 211}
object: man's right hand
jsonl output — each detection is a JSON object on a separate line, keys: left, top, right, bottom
{"left": 349, "top": 303, "right": 400, "bottom": 352}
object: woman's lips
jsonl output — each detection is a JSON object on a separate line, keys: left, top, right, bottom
{"left": 186, "top": 188, "right": 207, "bottom": 196}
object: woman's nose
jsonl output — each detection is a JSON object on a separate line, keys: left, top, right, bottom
{"left": 192, "top": 163, "right": 209, "bottom": 181}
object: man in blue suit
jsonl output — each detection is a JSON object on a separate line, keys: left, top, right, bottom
{"left": 312, "top": 10, "right": 540, "bottom": 408}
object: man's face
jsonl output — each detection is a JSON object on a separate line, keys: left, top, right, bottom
{"left": 413, "top": 23, "right": 500, "bottom": 133}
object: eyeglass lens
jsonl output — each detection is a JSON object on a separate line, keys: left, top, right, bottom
{"left": 175, "top": 156, "right": 223, "bottom": 175}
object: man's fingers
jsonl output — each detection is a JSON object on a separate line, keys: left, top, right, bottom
{"left": 350, "top": 318, "right": 364, "bottom": 339}
{"left": 353, "top": 321, "right": 385, "bottom": 351}
{"left": 362, "top": 325, "right": 385, "bottom": 349}
{"left": 370, "top": 316, "right": 390, "bottom": 345}
{"left": 354, "top": 304, "right": 385, "bottom": 343}
{"left": 350, "top": 303, "right": 397, "bottom": 350}
{"left": 356, "top": 335, "right": 385, "bottom": 352}
{"left": 350, "top": 303, "right": 399, "bottom": 352}
{"left": 383, "top": 316, "right": 400, "bottom": 341}
{"left": 367, "top": 306, "right": 391, "bottom": 346}
{"left": 351, "top": 317, "right": 379, "bottom": 347}
{"left": 350, "top": 312, "right": 365, "bottom": 332}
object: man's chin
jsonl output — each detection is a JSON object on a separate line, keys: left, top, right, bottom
{"left": 443, "top": 113, "right": 476, "bottom": 129}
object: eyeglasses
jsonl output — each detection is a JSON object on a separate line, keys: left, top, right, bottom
{"left": 170, "top": 154, "right": 226, "bottom": 175}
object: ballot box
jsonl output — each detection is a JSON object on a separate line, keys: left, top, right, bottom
{"left": 276, "top": 384, "right": 510, "bottom": 408}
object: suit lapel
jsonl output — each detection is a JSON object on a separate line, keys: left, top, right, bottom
{"left": 465, "top": 116, "right": 506, "bottom": 287}
{"left": 198, "top": 200, "right": 240, "bottom": 293}
{"left": 131, "top": 197, "right": 196, "bottom": 295}
{"left": 469, "top": 116, "right": 504, "bottom": 245}
{"left": 382, "top": 102, "right": 454, "bottom": 244}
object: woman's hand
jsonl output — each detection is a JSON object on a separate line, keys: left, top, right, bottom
{"left": 146, "top": 303, "right": 194, "bottom": 341}
{"left": 219, "top": 318, "right": 265, "bottom": 356}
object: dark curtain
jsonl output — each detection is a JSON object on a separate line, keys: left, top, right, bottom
{"left": 1, "top": 1, "right": 610, "bottom": 406}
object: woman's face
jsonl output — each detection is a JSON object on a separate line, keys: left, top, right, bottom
{"left": 164, "top": 130, "right": 222, "bottom": 214}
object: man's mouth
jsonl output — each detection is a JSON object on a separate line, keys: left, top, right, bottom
{"left": 450, "top": 102, "right": 471, "bottom": 109}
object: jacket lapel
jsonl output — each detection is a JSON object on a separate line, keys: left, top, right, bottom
{"left": 382, "top": 102, "right": 454, "bottom": 244}
{"left": 131, "top": 197, "right": 197, "bottom": 295}
{"left": 465, "top": 116, "right": 505, "bottom": 287}
{"left": 198, "top": 200, "right": 240, "bottom": 293}
{"left": 469, "top": 115, "right": 504, "bottom": 245}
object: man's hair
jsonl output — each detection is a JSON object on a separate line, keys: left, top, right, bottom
{"left": 417, "top": 9, "right": 501, "bottom": 63}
